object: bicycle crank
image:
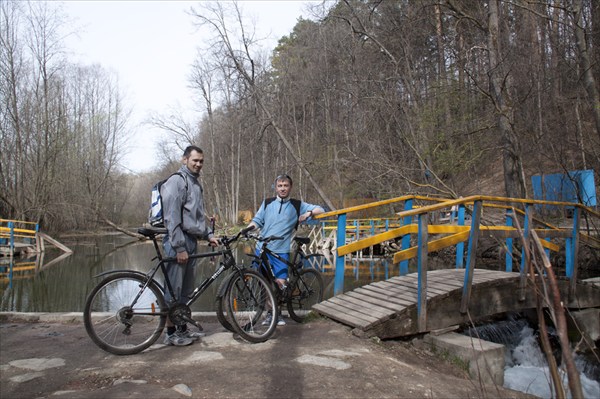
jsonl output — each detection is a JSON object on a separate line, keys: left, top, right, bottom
{"left": 168, "top": 303, "right": 203, "bottom": 330}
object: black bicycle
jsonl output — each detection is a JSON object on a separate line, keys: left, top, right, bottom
{"left": 83, "top": 226, "right": 277, "bottom": 355}
{"left": 241, "top": 230, "right": 324, "bottom": 325}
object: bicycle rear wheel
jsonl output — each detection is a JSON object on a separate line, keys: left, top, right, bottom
{"left": 286, "top": 268, "right": 324, "bottom": 323}
{"left": 84, "top": 272, "right": 166, "bottom": 355}
{"left": 226, "top": 269, "right": 278, "bottom": 343}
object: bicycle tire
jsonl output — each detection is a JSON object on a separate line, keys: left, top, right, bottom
{"left": 215, "top": 274, "right": 235, "bottom": 332}
{"left": 226, "top": 269, "right": 278, "bottom": 343}
{"left": 286, "top": 268, "right": 324, "bottom": 323}
{"left": 84, "top": 272, "right": 166, "bottom": 355}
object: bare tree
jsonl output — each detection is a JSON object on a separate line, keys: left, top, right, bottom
{"left": 0, "top": 1, "right": 133, "bottom": 232}
{"left": 189, "top": 1, "right": 335, "bottom": 211}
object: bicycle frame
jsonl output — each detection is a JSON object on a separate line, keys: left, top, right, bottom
{"left": 169, "top": 248, "right": 238, "bottom": 308}
{"left": 93, "top": 231, "right": 246, "bottom": 313}
{"left": 250, "top": 239, "right": 309, "bottom": 289}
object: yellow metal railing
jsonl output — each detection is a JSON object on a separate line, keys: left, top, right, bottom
{"left": 315, "top": 195, "right": 598, "bottom": 331}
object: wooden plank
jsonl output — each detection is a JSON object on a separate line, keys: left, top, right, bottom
{"left": 386, "top": 279, "right": 448, "bottom": 296}
{"left": 370, "top": 281, "right": 423, "bottom": 298}
{"left": 427, "top": 280, "right": 461, "bottom": 294}
{"left": 344, "top": 291, "right": 407, "bottom": 312}
{"left": 355, "top": 286, "right": 415, "bottom": 307}
{"left": 326, "top": 296, "right": 383, "bottom": 320}
{"left": 425, "top": 275, "right": 464, "bottom": 288}
{"left": 362, "top": 286, "right": 417, "bottom": 306}
{"left": 312, "top": 302, "right": 372, "bottom": 328}
{"left": 38, "top": 232, "right": 73, "bottom": 254}
{"left": 377, "top": 280, "right": 443, "bottom": 297}
{"left": 325, "top": 297, "right": 381, "bottom": 325}
{"left": 333, "top": 294, "right": 394, "bottom": 319}
{"left": 370, "top": 281, "right": 438, "bottom": 300}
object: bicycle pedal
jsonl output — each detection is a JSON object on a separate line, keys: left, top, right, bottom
{"left": 193, "top": 321, "right": 204, "bottom": 331}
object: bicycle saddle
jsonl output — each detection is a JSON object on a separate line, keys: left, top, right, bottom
{"left": 294, "top": 237, "right": 310, "bottom": 245}
{"left": 138, "top": 227, "right": 168, "bottom": 237}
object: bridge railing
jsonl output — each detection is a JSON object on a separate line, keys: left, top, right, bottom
{"left": 316, "top": 195, "right": 599, "bottom": 331}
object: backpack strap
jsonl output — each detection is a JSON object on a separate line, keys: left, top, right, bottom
{"left": 171, "top": 172, "right": 188, "bottom": 191}
{"left": 168, "top": 172, "right": 188, "bottom": 224}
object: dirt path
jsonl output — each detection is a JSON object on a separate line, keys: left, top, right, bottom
{"left": 0, "top": 313, "right": 535, "bottom": 398}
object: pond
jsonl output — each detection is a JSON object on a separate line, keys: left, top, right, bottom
{"left": 0, "top": 233, "right": 405, "bottom": 313}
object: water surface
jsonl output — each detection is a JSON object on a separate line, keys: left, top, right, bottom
{"left": 1, "top": 233, "right": 402, "bottom": 312}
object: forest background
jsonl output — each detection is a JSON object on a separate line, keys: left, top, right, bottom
{"left": 1, "top": 0, "right": 599, "bottom": 234}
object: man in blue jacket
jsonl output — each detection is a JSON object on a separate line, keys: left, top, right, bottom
{"left": 247, "top": 174, "right": 324, "bottom": 325}
{"left": 161, "top": 145, "right": 219, "bottom": 346}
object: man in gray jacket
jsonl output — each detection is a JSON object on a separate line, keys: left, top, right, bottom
{"left": 161, "top": 145, "right": 219, "bottom": 346}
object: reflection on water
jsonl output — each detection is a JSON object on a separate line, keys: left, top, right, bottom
{"left": 1, "top": 233, "right": 404, "bottom": 312}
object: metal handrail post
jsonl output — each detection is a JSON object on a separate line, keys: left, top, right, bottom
{"left": 519, "top": 204, "right": 532, "bottom": 301}
{"left": 455, "top": 204, "right": 466, "bottom": 268}
{"left": 417, "top": 213, "right": 429, "bottom": 332}
{"left": 568, "top": 206, "right": 581, "bottom": 300}
{"left": 565, "top": 206, "right": 580, "bottom": 279}
{"left": 334, "top": 213, "right": 347, "bottom": 295}
{"left": 400, "top": 199, "right": 413, "bottom": 275}
{"left": 8, "top": 221, "right": 14, "bottom": 258}
{"left": 519, "top": 204, "right": 532, "bottom": 274}
{"left": 460, "top": 200, "right": 482, "bottom": 314}
{"left": 505, "top": 209, "right": 514, "bottom": 272}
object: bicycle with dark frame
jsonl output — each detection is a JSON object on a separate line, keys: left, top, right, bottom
{"left": 230, "top": 226, "right": 324, "bottom": 335}
{"left": 83, "top": 226, "right": 277, "bottom": 355}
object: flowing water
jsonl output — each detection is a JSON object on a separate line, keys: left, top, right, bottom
{"left": 463, "top": 316, "right": 600, "bottom": 398}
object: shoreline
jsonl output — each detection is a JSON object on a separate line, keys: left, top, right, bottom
{"left": 0, "top": 311, "right": 219, "bottom": 324}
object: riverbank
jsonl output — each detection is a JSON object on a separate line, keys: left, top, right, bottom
{"left": 0, "top": 312, "right": 535, "bottom": 399}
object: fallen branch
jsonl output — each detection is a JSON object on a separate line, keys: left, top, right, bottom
{"left": 531, "top": 230, "right": 583, "bottom": 399}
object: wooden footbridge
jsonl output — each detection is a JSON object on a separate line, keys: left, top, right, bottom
{"left": 310, "top": 194, "right": 600, "bottom": 339}
{"left": 1, "top": 219, "right": 72, "bottom": 286}
{"left": 313, "top": 269, "right": 600, "bottom": 339}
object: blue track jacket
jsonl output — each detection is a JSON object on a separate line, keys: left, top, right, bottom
{"left": 251, "top": 196, "right": 320, "bottom": 253}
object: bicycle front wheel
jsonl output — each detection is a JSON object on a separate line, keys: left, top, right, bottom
{"left": 226, "top": 269, "right": 278, "bottom": 343}
{"left": 83, "top": 272, "right": 166, "bottom": 355}
{"left": 215, "top": 273, "right": 235, "bottom": 332}
{"left": 287, "top": 268, "right": 324, "bottom": 323}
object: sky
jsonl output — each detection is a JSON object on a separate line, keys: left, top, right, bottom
{"left": 61, "top": 0, "right": 320, "bottom": 173}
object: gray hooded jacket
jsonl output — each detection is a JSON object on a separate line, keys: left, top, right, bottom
{"left": 161, "top": 166, "right": 213, "bottom": 253}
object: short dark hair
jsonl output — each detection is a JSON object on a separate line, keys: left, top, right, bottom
{"left": 183, "top": 145, "right": 203, "bottom": 158}
{"left": 275, "top": 174, "right": 292, "bottom": 185}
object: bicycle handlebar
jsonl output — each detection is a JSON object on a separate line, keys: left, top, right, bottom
{"left": 244, "top": 232, "right": 283, "bottom": 243}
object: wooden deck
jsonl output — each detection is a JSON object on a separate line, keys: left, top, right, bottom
{"left": 313, "top": 268, "right": 600, "bottom": 339}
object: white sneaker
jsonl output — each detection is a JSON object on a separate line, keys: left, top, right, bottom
{"left": 262, "top": 312, "right": 273, "bottom": 326}
{"left": 262, "top": 312, "right": 286, "bottom": 326}
{"left": 163, "top": 331, "right": 193, "bottom": 346}
{"left": 178, "top": 329, "right": 205, "bottom": 340}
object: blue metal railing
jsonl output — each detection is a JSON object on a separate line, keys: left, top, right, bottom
{"left": 316, "top": 195, "right": 599, "bottom": 331}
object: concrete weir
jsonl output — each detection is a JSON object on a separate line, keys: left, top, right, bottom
{"left": 424, "top": 332, "right": 505, "bottom": 386}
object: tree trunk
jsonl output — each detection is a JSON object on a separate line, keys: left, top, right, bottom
{"left": 487, "top": 0, "right": 525, "bottom": 199}
{"left": 573, "top": 0, "right": 600, "bottom": 142}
